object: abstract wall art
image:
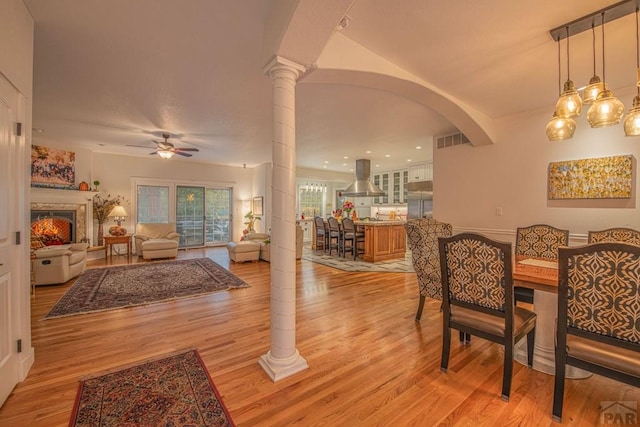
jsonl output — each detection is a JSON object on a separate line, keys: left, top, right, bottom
{"left": 548, "top": 154, "right": 633, "bottom": 200}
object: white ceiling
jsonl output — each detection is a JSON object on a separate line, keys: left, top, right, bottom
{"left": 23, "top": 0, "right": 637, "bottom": 173}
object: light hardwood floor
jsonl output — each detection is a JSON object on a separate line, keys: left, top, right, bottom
{"left": 1, "top": 247, "right": 638, "bottom": 426}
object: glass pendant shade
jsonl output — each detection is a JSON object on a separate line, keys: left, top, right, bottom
{"left": 546, "top": 112, "right": 576, "bottom": 141}
{"left": 586, "top": 89, "right": 625, "bottom": 127}
{"left": 623, "top": 95, "right": 640, "bottom": 136}
{"left": 555, "top": 80, "right": 582, "bottom": 118}
{"left": 582, "top": 76, "right": 604, "bottom": 104}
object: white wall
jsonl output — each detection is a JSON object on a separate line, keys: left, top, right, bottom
{"left": 91, "top": 152, "right": 254, "bottom": 241}
{"left": 435, "top": 105, "right": 640, "bottom": 244}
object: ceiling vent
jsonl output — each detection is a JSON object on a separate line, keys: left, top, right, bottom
{"left": 436, "top": 132, "right": 470, "bottom": 149}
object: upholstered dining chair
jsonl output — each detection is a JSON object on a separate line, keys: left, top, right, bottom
{"left": 314, "top": 216, "right": 327, "bottom": 252}
{"left": 404, "top": 218, "right": 453, "bottom": 321}
{"left": 553, "top": 242, "right": 640, "bottom": 422}
{"left": 327, "top": 217, "right": 341, "bottom": 256}
{"left": 587, "top": 227, "right": 640, "bottom": 246}
{"left": 439, "top": 233, "right": 537, "bottom": 401}
{"left": 514, "top": 224, "right": 569, "bottom": 304}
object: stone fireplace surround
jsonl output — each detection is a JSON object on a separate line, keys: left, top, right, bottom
{"left": 30, "top": 188, "right": 98, "bottom": 245}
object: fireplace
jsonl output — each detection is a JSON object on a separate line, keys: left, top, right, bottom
{"left": 31, "top": 210, "right": 76, "bottom": 245}
{"left": 31, "top": 188, "right": 97, "bottom": 246}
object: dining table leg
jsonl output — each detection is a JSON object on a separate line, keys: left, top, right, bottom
{"left": 514, "top": 290, "right": 591, "bottom": 379}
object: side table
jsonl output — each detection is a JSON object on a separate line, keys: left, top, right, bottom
{"left": 104, "top": 234, "right": 133, "bottom": 258}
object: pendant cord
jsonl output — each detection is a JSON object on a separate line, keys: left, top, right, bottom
{"left": 601, "top": 12, "right": 606, "bottom": 84}
{"left": 565, "top": 26, "right": 570, "bottom": 81}
{"left": 636, "top": 7, "right": 639, "bottom": 96}
{"left": 557, "top": 37, "right": 561, "bottom": 95}
{"left": 591, "top": 23, "right": 596, "bottom": 75}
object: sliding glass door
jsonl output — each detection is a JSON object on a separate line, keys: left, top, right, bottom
{"left": 176, "top": 185, "right": 232, "bottom": 247}
{"left": 176, "top": 186, "right": 205, "bottom": 247}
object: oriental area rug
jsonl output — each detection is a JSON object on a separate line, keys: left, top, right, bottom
{"left": 45, "top": 258, "right": 249, "bottom": 319}
{"left": 69, "top": 349, "right": 234, "bottom": 427}
{"left": 302, "top": 247, "right": 414, "bottom": 273}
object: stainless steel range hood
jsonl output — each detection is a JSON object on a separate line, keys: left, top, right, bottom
{"left": 342, "top": 159, "right": 386, "bottom": 197}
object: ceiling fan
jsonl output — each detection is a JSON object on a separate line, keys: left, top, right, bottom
{"left": 127, "top": 133, "right": 199, "bottom": 159}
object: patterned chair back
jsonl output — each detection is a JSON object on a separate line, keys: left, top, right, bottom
{"left": 314, "top": 216, "right": 326, "bottom": 234}
{"left": 515, "top": 224, "right": 569, "bottom": 261}
{"left": 559, "top": 243, "right": 640, "bottom": 343}
{"left": 405, "top": 218, "right": 453, "bottom": 300}
{"left": 439, "top": 233, "right": 512, "bottom": 312}
{"left": 587, "top": 227, "right": 640, "bottom": 246}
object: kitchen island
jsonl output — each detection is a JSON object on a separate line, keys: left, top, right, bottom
{"left": 356, "top": 220, "right": 406, "bottom": 262}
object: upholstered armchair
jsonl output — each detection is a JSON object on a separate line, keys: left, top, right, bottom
{"left": 587, "top": 227, "right": 640, "bottom": 245}
{"left": 134, "top": 223, "right": 181, "bottom": 260}
{"left": 31, "top": 231, "right": 88, "bottom": 285}
{"left": 553, "top": 242, "right": 640, "bottom": 422}
{"left": 439, "top": 232, "right": 536, "bottom": 402}
{"left": 244, "top": 224, "right": 303, "bottom": 261}
{"left": 514, "top": 224, "right": 569, "bottom": 304}
{"left": 404, "top": 218, "right": 453, "bottom": 321}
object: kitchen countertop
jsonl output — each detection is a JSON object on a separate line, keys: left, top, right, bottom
{"left": 355, "top": 220, "right": 406, "bottom": 225}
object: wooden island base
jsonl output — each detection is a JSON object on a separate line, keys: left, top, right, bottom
{"left": 360, "top": 221, "right": 406, "bottom": 263}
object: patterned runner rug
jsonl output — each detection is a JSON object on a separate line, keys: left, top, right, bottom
{"left": 45, "top": 258, "right": 249, "bottom": 319}
{"left": 69, "top": 349, "right": 234, "bottom": 426}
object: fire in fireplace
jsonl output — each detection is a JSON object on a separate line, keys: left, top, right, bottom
{"left": 31, "top": 210, "right": 75, "bottom": 245}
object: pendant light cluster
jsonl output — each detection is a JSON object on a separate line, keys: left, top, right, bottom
{"left": 546, "top": 2, "right": 639, "bottom": 141}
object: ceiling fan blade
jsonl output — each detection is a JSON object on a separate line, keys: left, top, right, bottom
{"left": 175, "top": 151, "right": 192, "bottom": 157}
{"left": 175, "top": 148, "right": 199, "bottom": 152}
{"left": 127, "top": 144, "right": 155, "bottom": 149}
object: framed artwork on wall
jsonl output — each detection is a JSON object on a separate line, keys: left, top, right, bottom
{"left": 252, "top": 196, "right": 263, "bottom": 216}
{"left": 31, "top": 145, "right": 76, "bottom": 188}
{"left": 548, "top": 154, "right": 634, "bottom": 200}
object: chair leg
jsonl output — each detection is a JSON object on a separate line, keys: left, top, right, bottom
{"left": 441, "top": 325, "right": 451, "bottom": 373}
{"left": 458, "top": 331, "right": 471, "bottom": 343}
{"left": 552, "top": 353, "right": 567, "bottom": 422}
{"left": 501, "top": 343, "right": 514, "bottom": 401}
{"left": 415, "top": 295, "right": 426, "bottom": 321}
{"left": 526, "top": 329, "right": 535, "bottom": 368}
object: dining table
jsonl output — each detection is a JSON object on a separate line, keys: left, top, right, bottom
{"left": 512, "top": 256, "right": 591, "bottom": 379}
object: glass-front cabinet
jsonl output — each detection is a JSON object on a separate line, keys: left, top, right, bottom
{"left": 374, "top": 169, "right": 408, "bottom": 205}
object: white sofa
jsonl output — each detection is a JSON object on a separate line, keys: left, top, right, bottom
{"left": 134, "top": 223, "right": 181, "bottom": 260}
{"left": 33, "top": 242, "right": 89, "bottom": 285}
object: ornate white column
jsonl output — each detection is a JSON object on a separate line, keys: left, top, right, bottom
{"left": 259, "top": 56, "right": 308, "bottom": 381}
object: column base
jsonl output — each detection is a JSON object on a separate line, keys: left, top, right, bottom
{"left": 259, "top": 349, "right": 309, "bottom": 382}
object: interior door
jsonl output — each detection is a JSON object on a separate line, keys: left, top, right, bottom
{"left": 0, "top": 76, "right": 20, "bottom": 406}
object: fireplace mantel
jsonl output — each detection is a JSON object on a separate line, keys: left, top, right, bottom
{"left": 30, "top": 187, "right": 98, "bottom": 204}
{"left": 31, "top": 187, "right": 98, "bottom": 244}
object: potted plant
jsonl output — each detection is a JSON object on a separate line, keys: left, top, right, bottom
{"left": 243, "top": 211, "right": 261, "bottom": 234}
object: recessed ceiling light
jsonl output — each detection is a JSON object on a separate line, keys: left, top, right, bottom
{"left": 350, "top": 168, "right": 354, "bottom": 172}
{"left": 343, "top": 156, "right": 348, "bottom": 159}
{"left": 366, "top": 150, "right": 372, "bottom": 154}
{"left": 32, "top": 128, "right": 44, "bottom": 133}
{"left": 324, "top": 160, "right": 329, "bottom": 164}
{"left": 407, "top": 159, "right": 412, "bottom": 162}
{"left": 375, "top": 164, "right": 380, "bottom": 167}
{"left": 342, "top": 163, "right": 347, "bottom": 166}
{"left": 323, "top": 165, "right": 328, "bottom": 169}
{"left": 385, "top": 154, "right": 391, "bottom": 158}
{"left": 416, "top": 146, "right": 422, "bottom": 149}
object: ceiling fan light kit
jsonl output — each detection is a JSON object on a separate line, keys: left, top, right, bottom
{"left": 547, "top": 0, "right": 638, "bottom": 140}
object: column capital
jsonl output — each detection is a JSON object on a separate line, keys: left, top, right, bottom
{"left": 263, "top": 55, "right": 306, "bottom": 80}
